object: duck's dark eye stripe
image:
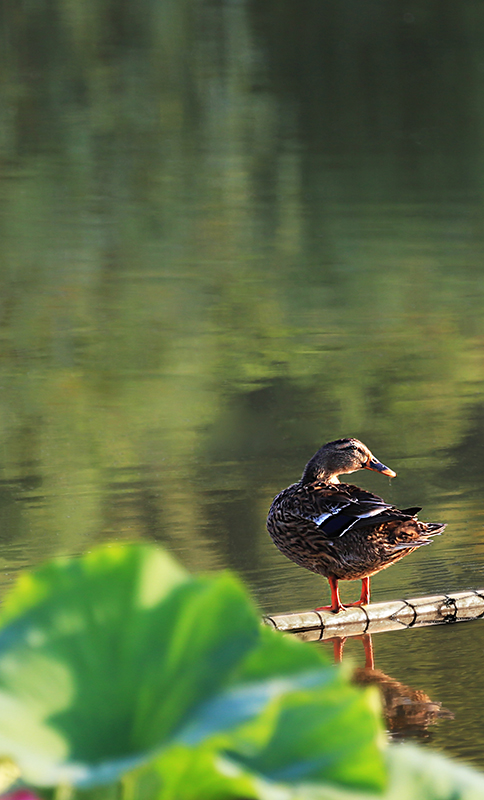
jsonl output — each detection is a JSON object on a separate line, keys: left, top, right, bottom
{"left": 333, "top": 439, "right": 365, "bottom": 455}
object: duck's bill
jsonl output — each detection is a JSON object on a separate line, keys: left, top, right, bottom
{"left": 365, "top": 457, "right": 397, "bottom": 478}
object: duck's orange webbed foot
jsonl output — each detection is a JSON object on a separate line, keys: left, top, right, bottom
{"left": 315, "top": 603, "right": 345, "bottom": 614}
{"left": 343, "top": 599, "right": 368, "bottom": 607}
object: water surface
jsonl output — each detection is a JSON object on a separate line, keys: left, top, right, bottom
{"left": 1, "top": 0, "right": 484, "bottom": 770}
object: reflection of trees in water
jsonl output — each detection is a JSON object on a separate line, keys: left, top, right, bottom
{"left": 327, "top": 634, "right": 453, "bottom": 741}
{"left": 0, "top": 1, "right": 484, "bottom": 589}
{"left": 250, "top": 2, "right": 479, "bottom": 192}
{"left": 444, "top": 403, "right": 484, "bottom": 487}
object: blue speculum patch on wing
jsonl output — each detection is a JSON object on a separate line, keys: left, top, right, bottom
{"left": 313, "top": 500, "right": 393, "bottom": 537}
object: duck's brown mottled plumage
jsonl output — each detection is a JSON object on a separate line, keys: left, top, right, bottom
{"left": 266, "top": 437, "right": 445, "bottom": 612}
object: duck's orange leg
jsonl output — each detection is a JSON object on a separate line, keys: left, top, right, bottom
{"left": 356, "top": 576, "right": 370, "bottom": 605}
{"left": 316, "top": 576, "right": 344, "bottom": 613}
{"left": 342, "top": 577, "right": 371, "bottom": 607}
{"left": 316, "top": 576, "right": 371, "bottom": 614}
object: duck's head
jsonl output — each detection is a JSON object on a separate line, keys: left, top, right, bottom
{"left": 301, "top": 438, "right": 397, "bottom": 484}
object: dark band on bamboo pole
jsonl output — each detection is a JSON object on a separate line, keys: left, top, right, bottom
{"left": 263, "top": 590, "right": 484, "bottom": 640}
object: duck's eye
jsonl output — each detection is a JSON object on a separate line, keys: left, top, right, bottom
{"left": 337, "top": 441, "right": 364, "bottom": 455}
{"left": 341, "top": 443, "right": 365, "bottom": 457}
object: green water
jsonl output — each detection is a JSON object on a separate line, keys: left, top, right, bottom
{"left": 2, "top": 0, "right": 484, "bottom": 769}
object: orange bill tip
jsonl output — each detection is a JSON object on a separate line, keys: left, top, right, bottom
{"left": 365, "top": 458, "right": 397, "bottom": 478}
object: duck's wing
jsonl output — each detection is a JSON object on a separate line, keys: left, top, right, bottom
{"left": 313, "top": 499, "right": 398, "bottom": 537}
{"left": 299, "top": 484, "right": 417, "bottom": 538}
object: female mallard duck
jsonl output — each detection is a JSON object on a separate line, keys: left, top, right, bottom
{"left": 266, "top": 438, "right": 445, "bottom": 613}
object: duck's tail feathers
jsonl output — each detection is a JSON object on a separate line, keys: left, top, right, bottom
{"left": 392, "top": 540, "right": 432, "bottom": 551}
{"left": 423, "top": 522, "right": 446, "bottom": 536}
{"left": 392, "top": 522, "right": 446, "bottom": 552}
{"left": 400, "top": 506, "right": 422, "bottom": 516}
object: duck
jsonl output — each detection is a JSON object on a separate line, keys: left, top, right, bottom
{"left": 266, "top": 437, "right": 445, "bottom": 613}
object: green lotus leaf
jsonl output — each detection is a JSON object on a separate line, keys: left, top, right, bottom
{"left": 125, "top": 643, "right": 385, "bottom": 799}
{"left": 236, "top": 623, "right": 328, "bottom": 682}
{"left": 0, "top": 544, "right": 261, "bottom": 786}
{"left": 124, "top": 744, "right": 264, "bottom": 800}
{"left": 225, "top": 670, "right": 386, "bottom": 793}
{"left": 0, "top": 543, "right": 386, "bottom": 795}
{"left": 122, "top": 737, "right": 484, "bottom": 800}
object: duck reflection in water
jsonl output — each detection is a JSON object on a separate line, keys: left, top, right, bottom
{"left": 326, "top": 634, "right": 453, "bottom": 741}
{"left": 267, "top": 438, "right": 445, "bottom": 612}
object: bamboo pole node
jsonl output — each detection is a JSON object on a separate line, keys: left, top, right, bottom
{"left": 263, "top": 589, "right": 484, "bottom": 640}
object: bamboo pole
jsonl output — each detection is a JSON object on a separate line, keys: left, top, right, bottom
{"left": 263, "top": 590, "right": 484, "bottom": 641}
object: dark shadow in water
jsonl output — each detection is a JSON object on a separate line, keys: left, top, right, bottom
{"left": 326, "top": 634, "right": 453, "bottom": 741}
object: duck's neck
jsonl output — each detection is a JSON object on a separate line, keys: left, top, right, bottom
{"left": 301, "top": 461, "right": 341, "bottom": 485}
